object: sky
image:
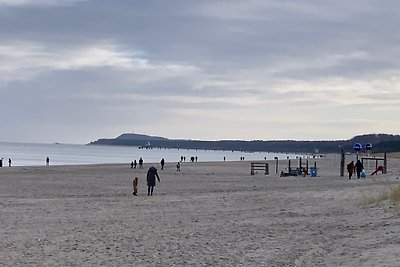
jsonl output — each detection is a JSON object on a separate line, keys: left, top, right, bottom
{"left": 1, "top": 0, "right": 399, "bottom": 144}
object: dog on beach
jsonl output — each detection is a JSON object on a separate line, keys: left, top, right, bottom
{"left": 132, "top": 177, "right": 138, "bottom": 196}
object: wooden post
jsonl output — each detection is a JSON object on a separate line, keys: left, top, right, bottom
{"left": 340, "top": 150, "right": 345, "bottom": 177}
{"left": 265, "top": 163, "right": 269, "bottom": 175}
{"left": 288, "top": 159, "right": 291, "bottom": 172}
{"left": 275, "top": 157, "right": 278, "bottom": 174}
{"left": 384, "top": 153, "right": 387, "bottom": 174}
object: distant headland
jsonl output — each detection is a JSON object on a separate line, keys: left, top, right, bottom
{"left": 88, "top": 133, "right": 400, "bottom": 154}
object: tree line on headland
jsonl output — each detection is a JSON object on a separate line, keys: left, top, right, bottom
{"left": 88, "top": 133, "right": 400, "bottom": 154}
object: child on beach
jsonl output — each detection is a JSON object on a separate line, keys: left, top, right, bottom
{"left": 132, "top": 177, "right": 138, "bottom": 196}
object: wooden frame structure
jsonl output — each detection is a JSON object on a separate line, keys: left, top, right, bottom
{"left": 361, "top": 153, "right": 387, "bottom": 174}
{"left": 340, "top": 151, "right": 387, "bottom": 176}
{"left": 288, "top": 158, "right": 316, "bottom": 175}
{"left": 250, "top": 162, "right": 269, "bottom": 175}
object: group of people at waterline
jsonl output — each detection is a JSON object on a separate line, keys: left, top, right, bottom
{"left": 0, "top": 157, "right": 50, "bottom": 167}
{"left": 0, "top": 158, "right": 12, "bottom": 167}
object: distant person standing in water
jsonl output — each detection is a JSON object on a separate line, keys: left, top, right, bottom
{"left": 147, "top": 166, "right": 160, "bottom": 196}
{"left": 46, "top": 157, "right": 50, "bottom": 166}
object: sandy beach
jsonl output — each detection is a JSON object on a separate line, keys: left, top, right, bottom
{"left": 1, "top": 155, "right": 400, "bottom": 266}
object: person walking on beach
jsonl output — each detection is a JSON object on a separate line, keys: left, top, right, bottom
{"left": 8, "top": 158, "right": 11, "bottom": 167}
{"left": 134, "top": 159, "right": 137, "bottom": 169}
{"left": 139, "top": 157, "right": 143, "bottom": 169}
{"left": 347, "top": 161, "right": 355, "bottom": 179}
{"left": 147, "top": 166, "right": 160, "bottom": 196}
{"left": 176, "top": 162, "right": 180, "bottom": 172}
{"left": 130, "top": 161, "right": 134, "bottom": 169}
{"left": 46, "top": 157, "right": 50, "bottom": 166}
{"left": 0, "top": 158, "right": 3, "bottom": 167}
{"left": 160, "top": 158, "right": 165, "bottom": 170}
{"left": 355, "top": 159, "right": 364, "bottom": 179}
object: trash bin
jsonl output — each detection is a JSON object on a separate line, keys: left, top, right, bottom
{"left": 310, "top": 167, "right": 317, "bottom": 177}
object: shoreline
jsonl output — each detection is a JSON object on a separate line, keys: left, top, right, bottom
{"left": 0, "top": 142, "right": 308, "bottom": 167}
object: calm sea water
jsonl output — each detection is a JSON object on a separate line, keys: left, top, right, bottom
{"left": 0, "top": 142, "right": 301, "bottom": 167}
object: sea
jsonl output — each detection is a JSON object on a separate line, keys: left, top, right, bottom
{"left": 0, "top": 142, "right": 303, "bottom": 167}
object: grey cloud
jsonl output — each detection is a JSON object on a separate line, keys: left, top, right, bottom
{"left": 274, "top": 58, "right": 397, "bottom": 80}
{"left": 1, "top": 0, "right": 400, "bottom": 142}
{"left": 0, "top": 0, "right": 86, "bottom": 7}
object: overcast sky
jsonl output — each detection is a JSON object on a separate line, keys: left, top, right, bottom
{"left": 1, "top": 0, "right": 399, "bottom": 144}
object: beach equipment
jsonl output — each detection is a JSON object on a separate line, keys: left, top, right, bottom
{"left": 310, "top": 167, "right": 317, "bottom": 177}
{"left": 250, "top": 162, "right": 269, "bottom": 175}
{"left": 287, "top": 158, "right": 311, "bottom": 176}
{"left": 361, "top": 153, "right": 388, "bottom": 175}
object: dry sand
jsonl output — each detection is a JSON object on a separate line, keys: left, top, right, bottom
{"left": 1, "top": 155, "right": 400, "bottom": 266}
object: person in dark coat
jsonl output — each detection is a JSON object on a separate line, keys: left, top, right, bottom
{"left": 355, "top": 159, "right": 364, "bottom": 179}
{"left": 139, "top": 157, "right": 143, "bottom": 169}
{"left": 347, "top": 161, "right": 355, "bottom": 179}
{"left": 160, "top": 158, "right": 165, "bottom": 170}
{"left": 147, "top": 166, "right": 160, "bottom": 196}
